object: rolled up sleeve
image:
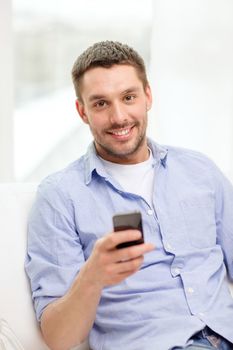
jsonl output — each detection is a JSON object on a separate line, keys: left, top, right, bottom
{"left": 25, "top": 180, "right": 85, "bottom": 321}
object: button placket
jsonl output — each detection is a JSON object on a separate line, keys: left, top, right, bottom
{"left": 187, "top": 287, "right": 194, "bottom": 294}
{"left": 163, "top": 241, "right": 173, "bottom": 253}
{"left": 147, "top": 209, "right": 154, "bottom": 216}
{"left": 171, "top": 258, "right": 184, "bottom": 276}
{"left": 172, "top": 268, "right": 181, "bottom": 276}
{"left": 181, "top": 276, "right": 202, "bottom": 316}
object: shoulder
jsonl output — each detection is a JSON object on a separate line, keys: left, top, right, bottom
{"left": 160, "top": 144, "right": 222, "bottom": 187}
{"left": 164, "top": 145, "right": 233, "bottom": 192}
{"left": 36, "top": 156, "right": 86, "bottom": 208}
{"left": 148, "top": 138, "right": 217, "bottom": 174}
{"left": 165, "top": 144, "right": 215, "bottom": 169}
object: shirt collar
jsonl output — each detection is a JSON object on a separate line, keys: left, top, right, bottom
{"left": 84, "top": 143, "right": 108, "bottom": 185}
{"left": 84, "top": 138, "right": 168, "bottom": 185}
{"left": 147, "top": 138, "right": 168, "bottom": 167}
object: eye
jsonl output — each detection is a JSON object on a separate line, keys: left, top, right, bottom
{"left": 94, "top": 100, "right": 107, "bottom": 108}
{"left": 124, "top": 95, "right": 136, "bottom": 102}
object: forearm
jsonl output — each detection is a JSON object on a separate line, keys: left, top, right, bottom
{"left": 40, "top": 230, "right": 154, "bottom": 350}
{"left": 40, "top": 265, "right": 103, "bottom": 350}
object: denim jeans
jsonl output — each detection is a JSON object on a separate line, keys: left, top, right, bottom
{"left": 184, "top": 327, "right": 233, "bottom": 350}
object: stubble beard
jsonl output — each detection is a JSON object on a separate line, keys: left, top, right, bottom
{"left": 94, "top": 120, "right": 147, "bottom": 161}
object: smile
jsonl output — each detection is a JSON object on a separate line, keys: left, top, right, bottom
{"left": 110, "top": 128, "right": 131, "bottom": 136}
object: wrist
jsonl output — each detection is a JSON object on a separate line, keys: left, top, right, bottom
{"left": 74, "top": 262, "right": 104, "bottom": 293}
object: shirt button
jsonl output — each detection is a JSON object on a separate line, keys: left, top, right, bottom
{"left": 147, "top": 209, "right": 154, "bottom": 216}
{"left": 174, "top": 268, "right": 180, "bottom": 274}
{"left": 187, "top": 287, "right": 194, "bottom": 294}
{"left": 166, "top": 243, "right": 172, "bottom": 250}
{"left": 198, "top": 312, "right": 205, "bottom": 317}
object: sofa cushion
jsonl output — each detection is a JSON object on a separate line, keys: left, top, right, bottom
{"left": 0, "top": 319, "right": 25, "bottom": 350}
{"left": 0, "top": 183, "right": 89, "bottom": 350}
{"left": 0, "top": 183, "right": 48, "bottom": 350}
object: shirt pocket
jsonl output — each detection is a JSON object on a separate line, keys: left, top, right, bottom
{"left": 180, "top": 195, "right": 217, "bottom": 248}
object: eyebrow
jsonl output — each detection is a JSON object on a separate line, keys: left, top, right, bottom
{"left": 88, "top": 86, "right": 141, "bottom": 103}
{"left": 121, "top": 87, "right": 141, "bottom": 96}
{"left": 88, "top": 94, "right": 106, "bottom": 103}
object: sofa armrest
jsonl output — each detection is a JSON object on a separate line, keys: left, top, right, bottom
{"left": 0, "top": 183, "right": 89, "bottom": 350}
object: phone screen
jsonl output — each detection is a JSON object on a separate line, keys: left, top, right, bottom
{"left": 113, "top": 211, "right": 144, "bottom": 249}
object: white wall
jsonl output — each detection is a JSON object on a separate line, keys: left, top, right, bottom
{"left": 0, "top": 0, "right": 14, "bottom": 181}
{"left": 149, "top": 0, "right": 233, "bottom": 180}
{"left": 12, "top": 0, "right": 153, "bottom": 182}
{"left": 1, "top": 0, "right": 233, "bottom": 182}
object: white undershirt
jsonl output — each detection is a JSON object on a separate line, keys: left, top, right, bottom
{"left": 99, "top": 149, "right": 155, "bottom": 207}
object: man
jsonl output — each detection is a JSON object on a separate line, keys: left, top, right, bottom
{"left": 25, "top": 41, "right": 233, "bottom": 350}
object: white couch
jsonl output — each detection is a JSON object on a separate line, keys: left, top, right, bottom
{"left": 0, "top": 183, "right": 89, "bottom": 350}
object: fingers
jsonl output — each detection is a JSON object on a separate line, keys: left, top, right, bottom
{"left": 101, "top": 230, "right": 143, "bottom": 251}
{"left": 89, "top": 231, "right": 155, "bottom": 287}
{"left": 114, "top": 242, "right": 155, "bottom": 262}
{"left": 106, "top": 270, "right": 139, "bottom": 286}
{"left": 100, "top": 256, "right": 144, "bottom": 286}
{"left": 115, "top": 255, "right": 144, "bottom": 274}
{"left": 94, "top": 231, "right": 155, "bottom": 264}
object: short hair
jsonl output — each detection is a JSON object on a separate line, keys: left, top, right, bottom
{"left": 71, "top": 40, "right": 148, "bottom": 101}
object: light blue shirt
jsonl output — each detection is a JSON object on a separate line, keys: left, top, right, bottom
{"left": 25, "top": 139, "right": 233, "bottom": 350}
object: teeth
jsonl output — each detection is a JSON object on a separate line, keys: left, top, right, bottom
{"left": 111, "top": 129, "right": 130, "bottom": 136}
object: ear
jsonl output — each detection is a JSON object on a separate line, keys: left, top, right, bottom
{"left": 75, "top": 99, "right": 89, "bottom": 124}
{"left": 145, "top": 85, "right": 152, "bottom": 111}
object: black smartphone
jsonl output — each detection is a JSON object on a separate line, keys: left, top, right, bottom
{"left": 113, "top": 211, "right": 144, "bottom": 249}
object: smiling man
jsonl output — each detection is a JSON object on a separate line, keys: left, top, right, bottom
{"left": 25, "top": 41, "right": 233, "bottom": 350}
{"left": 75, "top": 64, "right": 151, "bottom": 164}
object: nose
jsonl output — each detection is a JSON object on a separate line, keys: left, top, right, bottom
{"left": 109, "top": 102, "right": 127, "bottom": 125}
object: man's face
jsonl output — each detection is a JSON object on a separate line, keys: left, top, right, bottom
{"left": 76, "top": 64, "right": 152, "bottom": 164}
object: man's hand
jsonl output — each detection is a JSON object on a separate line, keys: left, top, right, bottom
{"left": 41, "top": 231, "right": 154, "bottom": 350}
{"left": 81, "top": 230, "right": 155, "bottom": 288}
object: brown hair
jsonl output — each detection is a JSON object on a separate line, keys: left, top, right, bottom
{"left": 71, "top": 41, "right": 148, "bottom": 101}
